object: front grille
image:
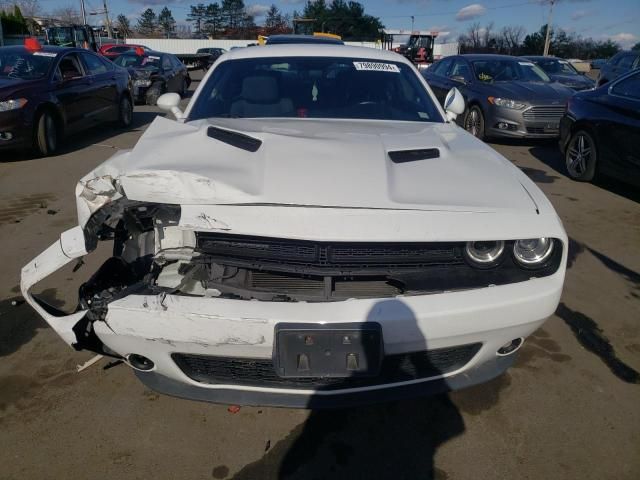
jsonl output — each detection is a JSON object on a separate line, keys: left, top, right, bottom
{"left": 172, "top": 343, "right": 482, "bottom": 391}
{"left": 196, "top": 233, "right": 462, "bottom": 270}
{"left": 522, "top": 105, "right": 565, "bottom": 121}
{"left": 250, "top": 271, "right": 401, "bottom": 298}
{"left": 526, "top": 126, "right": 557, "bottom": 134}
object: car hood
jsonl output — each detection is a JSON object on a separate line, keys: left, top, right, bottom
{"left": 76, "top": 117, "right": 542, "bottom": 223}
{"left": 0, "top": 78, "right": 45, "bottom": 98}
{"left": 487, "top": 81, "right": 574, "bottom": 102}
{"left": 548, "top": 74, "right": 594, "bottom": 88}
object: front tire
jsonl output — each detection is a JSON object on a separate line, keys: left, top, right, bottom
{"left": 34, "top": 110, "right": 58, "bottom": 156}
{"left": 180, "top": 78, "right": 188, "bottom": 98}
{"left": 117, "top": 95, "right": 133, "bottom": 128}
{"left": 565, "top": 129, "right": 597, "bottom": 182}
{"left": 463, "top": 105, "right": 485, "bottom": 140}
{"left": 145, "top": 82, "right": 164, "bottom": 106}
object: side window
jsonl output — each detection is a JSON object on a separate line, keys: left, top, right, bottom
{"left": 611, "top": 72, "right": 640, "bottom": 100}
{"left": 98, "top": 55, "right": 115, "bottom": 71}
{"left": 81, "top": 52, "right": 108, "bottom": 76}
{"left": 171, "top": 55, "right": 183, "bottom": 69}
{"left": 609, "top": 53, "right": 623, "bottom": 66}
{"left": 162, "top": 55, "right": 172, "bottom": 70}
{"left": 431, "top": 57, "right": 453, "bottom": 77}
{"left": 617, "top": 55, "right": 635, "bottom": 70}
{"left": 57, "top": 53, "right": 84, "bottom": 81}
{"left": 449, "top": 59, "right": 472, "bottom": 82}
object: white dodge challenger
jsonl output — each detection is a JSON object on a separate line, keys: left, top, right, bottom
{"left": 21, "top": 45, "right": 567, "bottom": 407}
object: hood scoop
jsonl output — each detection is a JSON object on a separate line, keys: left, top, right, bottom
{"left": 207, "top": 126, "right": 262, "bottom": 152}
{"left": 388, "top": 148, "right": 440, "bottom": 163}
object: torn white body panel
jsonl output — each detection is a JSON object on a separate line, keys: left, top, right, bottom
{"left": 20, "top": 227, "right": 88, "bottom": 346}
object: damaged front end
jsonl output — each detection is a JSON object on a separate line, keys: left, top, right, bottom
{"left": 21, "top": 193, "right": 563, "bottom": 358}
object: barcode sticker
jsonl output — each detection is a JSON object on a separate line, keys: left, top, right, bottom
{"left": 353, "top": 62, "right": 400, "bottom": 73}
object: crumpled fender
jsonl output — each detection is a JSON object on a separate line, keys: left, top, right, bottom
{"left": 20, "top": 226, "right": 89, "bottom": 346}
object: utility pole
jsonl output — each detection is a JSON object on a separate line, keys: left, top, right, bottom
{"left": 90, "top": 0, "right": 113, "bottom": 39}
{"left": 103, "top": 0, "right": 113, "bottom": 38}
{"left": 80, "top": 0, "right": 87, "bottom": 24}
{"left": 543, "top": 0, "right": 555, "bottom": 56}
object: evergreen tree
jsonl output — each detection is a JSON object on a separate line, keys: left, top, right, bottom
{"left": 136, "top": 8, "right": 157, "bottom": 37}
{"left": 115, "top": 14, "right": 132, "bottom": 38}
{"left": 158, "top": 6, "right": 176, "bottom": 38}
{"left": 221, "top": 0, "right": 245, "bottom": 31}
{"left": 204, "top": 2, "right": 223, "bottom": 38}
{"left": 187, "top": 3, "right": 207, "bottom": 37}
{"left": 301, "top": 0, "right": 382, "bottom": 40}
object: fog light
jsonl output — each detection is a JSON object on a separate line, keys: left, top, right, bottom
{"left": 127, "top": 354, "right": 155, "bottom": 371}
{"left": 497, "top": 122, "right": 509, "bottom": 130}
{"left": 497, "top": 338, "right": 524, "bottom": 356}
{"left": 0, "top": 132, "right": 13, "bottom": 141}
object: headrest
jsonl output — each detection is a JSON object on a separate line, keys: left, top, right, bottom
{"left": 241, "top": 76, "right": 278, "bottom": 103}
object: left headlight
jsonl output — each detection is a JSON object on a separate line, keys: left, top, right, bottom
{"left": 513, "top": 238, "right": 554, "bottom": 267}
{"left": 488, "top": 97, "right": 526, "bottom": 110}
{"left": 0, "top": 98, "right": 28, "bottom": 112}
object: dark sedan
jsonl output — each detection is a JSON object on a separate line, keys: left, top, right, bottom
{"left": 196, "top": 47, "right": 227, "bottom": 69}
{"left": 559, "top": 69, "right": 640, "bottom": 186}
{"left": 523, "top": 56, "right": 594, "bottom": 91}
{"left": 596, "top": 51, "right": 640, "bottom": 87}
{"left": 112, "top": 50, "right": 190, "bottom": 105}
{"left": 0, "top": 42, "right": 133, "bottom": 156}
{"left": 423, "top": 54, "right": 575, "bottom": 140}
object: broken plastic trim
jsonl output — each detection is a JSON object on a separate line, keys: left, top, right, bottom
{"left": 388, "top": 148, "right": 440, "bottom": 163}
{"left": 207, "top": 126, "right": 262, "bottom": 152}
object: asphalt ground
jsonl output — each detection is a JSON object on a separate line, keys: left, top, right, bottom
{"left": 0, "top": 70, "right": 638, "bottom": 480}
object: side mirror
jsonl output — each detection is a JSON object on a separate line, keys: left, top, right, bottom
{"left": 444, "top": 87, "right": 465, "bottom": 121}
{"left": 157, "top": 92, "right": 184, "bottom": 120}
{"left": 450, "top": 75, "right": 467, "bottom": 84}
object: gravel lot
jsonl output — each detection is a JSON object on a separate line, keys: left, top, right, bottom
{"left": 1, "top": 72, "right": 638, "bottom": 480}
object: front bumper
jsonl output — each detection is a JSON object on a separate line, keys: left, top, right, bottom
{"left": 132, "top": 85, "right": 151, "bottom": 102}
{"left": 0, "top": 109, "right": 31, "bottom": 150}
{"left": 486, "top": 104, "right": 563, "bottom": 139}
{"left": 21, "top": 226, "right": 566, "bottom": 407}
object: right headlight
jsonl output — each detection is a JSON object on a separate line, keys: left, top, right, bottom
{"left": 513, "top": 238, "right": 554, "bottom": 267}
{"left": 488, "top": 97, "right": 527, "bottom": 110}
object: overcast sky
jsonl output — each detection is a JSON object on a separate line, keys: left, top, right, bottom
{"left": 44, "top": 0, "right": 640, "bottom": 48}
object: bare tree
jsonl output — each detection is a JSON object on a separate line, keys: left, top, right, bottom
{"left": 467, "top": 22, "right": 482, "bottom": 50}
{"left": 482, "top": 21, "right": 494, "bottom": 48}
{"left": 17, "top": 0, "right": 41, "bottom": 17}
{"left": 501, "top": 25, "right": 525, "bottom": 54}
{"left": 51, "top": 5, "right": 82, "bottom": 25}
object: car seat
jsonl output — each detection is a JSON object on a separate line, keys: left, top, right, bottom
{"left": 230, "top": 76, "right": 294, "bottom": 117}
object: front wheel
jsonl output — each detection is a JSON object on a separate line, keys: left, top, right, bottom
{"left": 180, "top": 78, "right": 188, "bottom": 98}
{"left": 463, "top": 105, "right": 485, "bottom": 140}
{"left": 565, "top": 130, "right": 597, "bottom": 182}
{"left": 145, "top": 82, "right": 164, "bottom": 106}
{"left": 34, "top": 110, "right": 58, "bottom": 157}
{"left": 117, "top": 95, "right": 133, "bottom": 128}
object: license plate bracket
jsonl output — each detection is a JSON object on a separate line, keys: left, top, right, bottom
{"left": 274, "top": 323, "right": 383, "bottom": 378}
